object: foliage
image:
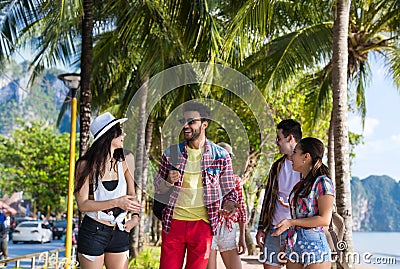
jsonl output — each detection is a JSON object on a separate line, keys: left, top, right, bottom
{"left": 129, "top": 246, "right": 161, "bottom": 269}
{"left": 264, "top": 77, "right": 331, "bottom": 140}
{"left": 0, "top": 120, "right": 74, "bottom": 214}
{"left": 349, "top": 131, "right": 363, "bottom": 164}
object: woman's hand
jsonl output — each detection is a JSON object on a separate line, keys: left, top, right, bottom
{"left": 124, "top": 216, "right": 140, "bottom": 232}
{"left": 117, "top": 195, "right": 142, "bottom": 212}
{"left": 278, "top": 196, "right": 290, "bottom": 208}
{"left": 219, "top": 200, "right": 237, "bottom": 216}
{"left": 237, "top": 233, "right": 247, "bottom": 255}
{"left": 256, "top": 229, "right": 266, "bottom": 248}
{"left": 271, "top": 219, "right": 293, "bottom": 236}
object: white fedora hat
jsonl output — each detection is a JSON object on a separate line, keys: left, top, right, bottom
{"left": 90, "top": 112, "right": 127, "bottom": 142}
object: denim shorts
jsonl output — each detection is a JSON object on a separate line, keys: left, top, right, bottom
{"left": 77, "top": 216, "right": 129, "bottom": 256}
{"left": 260, "top": 228, "right": 288, "bottom": 267}
{"left": 211, "top": 221, "right": 237, "bottom": 252}
{"left": 285, "top": 228, "right": 331, "bottom": 266}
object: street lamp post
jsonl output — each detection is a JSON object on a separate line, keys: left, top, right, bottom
{"left": 58, "top": 73, "right": 80, "bottom": 267}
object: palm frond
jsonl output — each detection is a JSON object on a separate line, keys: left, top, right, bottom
{"left": 240, "top": 22, "right": 333, "bottom": 92}
{"left": 301, "top": 67, "right": 333, "bottom": 129}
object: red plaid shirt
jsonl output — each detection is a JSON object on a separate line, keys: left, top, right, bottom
{"left": 154, "top": 139, "right": 238, "bottom": 235}
{"left": 219, "top": 175, "right": 248, "bottom": 230}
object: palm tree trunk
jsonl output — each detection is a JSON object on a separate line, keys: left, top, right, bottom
{"left": 77, "top": 0, "right": 93, "bottom": 228}
{"left": 245, "top": 207, "right": 257, "bottom": 255}
{"left": 152, "top": 124, "right": 164, "bottom": 245}
{"left": 79, "top": 0, "right": 93, "bottom": 157}
{"left": 138, "top": 110, "right": 153, "bottom": 251}
{"left": 130, "top": 77, "right": 149, "bottom": 257}
{"left": 328, "top": 114, "right": 335, "bottom": 182}
{"left": 332, "top": 0, "right": 354, "bottom": 267}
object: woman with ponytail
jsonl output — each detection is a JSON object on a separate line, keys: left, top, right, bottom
{"left": 272, "top": 137, "right": 334, "bottom": 268}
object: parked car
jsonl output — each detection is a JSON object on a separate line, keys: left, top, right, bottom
{"left": 12, "top": 221, "right": 52, "bottom": 244}
{"left": 14, "top": 217, "right": 34, "bottom": 225}
{"left": 51, "top": 220, "right": 67, "bottom": 240}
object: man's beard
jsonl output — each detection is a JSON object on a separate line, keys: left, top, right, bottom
{"left": 184, "top": 126, "right": 201, "bottom": 141}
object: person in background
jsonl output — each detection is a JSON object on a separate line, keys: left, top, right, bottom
{"left": 8, "top": 217, "right": 16, "bottom": 241}
{"left": 72, "top": 223, "right": 78, "bottom": 245}
{"left": 207, "top": 142, "right": 247, "bottom": 269}
{"left": 256, "top": 119, "right": 302, "bottom": 268}
{"left": 0, "top": 209, "right": 4, "bottom": 224}
{"left": 74, "top": 112, "right": 142, "bottom": 269}
{"left": 0, "top": 221, "right": 8, "bottom": 260}
{"left": 272, "top": 137, "right": 334, "bottom": 268}
{"left": 154, "top": 102, "right": 238, "bottom": 269}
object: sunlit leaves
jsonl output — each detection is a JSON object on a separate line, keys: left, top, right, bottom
{"left": 0, "top": 120, "right": 74, "bottom": 214}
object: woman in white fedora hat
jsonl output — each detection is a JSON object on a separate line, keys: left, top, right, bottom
{"left": 74, "top": 112, "right": 142, "bottom": 269}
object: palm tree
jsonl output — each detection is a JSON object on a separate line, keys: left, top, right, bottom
{"left": 79, "top": 0, "right": 93, "bottom": 156}
{"left": 332, "top": 1, "right": 354, "bottom": 267}
{"left": 224, "top": 0, "right": 400, "bottom": 143}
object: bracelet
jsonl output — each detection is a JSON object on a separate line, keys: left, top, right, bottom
{"left": 132, "top": 212, "right": 141, "bottom": 219}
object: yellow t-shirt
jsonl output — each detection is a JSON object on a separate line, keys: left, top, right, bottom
{"left": 173, "top": 147, "right": 209, "bottom": 222}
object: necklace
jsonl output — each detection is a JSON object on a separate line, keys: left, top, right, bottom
{"left": 109, "top": 158, "right": 114, "bottom": 177}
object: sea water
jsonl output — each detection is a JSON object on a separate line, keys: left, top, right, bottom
{"left": 352, "top": 232, "right": 400, "bottom": 268}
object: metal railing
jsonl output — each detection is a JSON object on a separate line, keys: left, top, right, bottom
{"left": 0, "top": 247, "right": 78, "bottom": 269}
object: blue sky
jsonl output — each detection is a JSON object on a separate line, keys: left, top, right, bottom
{"left": 349, "top": 58, "right": 400, "bottom": 181}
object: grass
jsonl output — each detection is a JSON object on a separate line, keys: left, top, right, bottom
{"left": 129, "top": 246, "right": 161, "bottom": 269}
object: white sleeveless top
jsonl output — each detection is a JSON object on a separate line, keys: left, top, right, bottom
{"left": 86, "top": 161, "right": 128, "bottom": 230}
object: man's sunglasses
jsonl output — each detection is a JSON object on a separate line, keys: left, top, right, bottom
{"left": 178, "top": 118, "right": 202, "bottom": 125}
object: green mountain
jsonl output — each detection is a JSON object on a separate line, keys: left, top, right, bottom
{"left": 351, "top": 175, "right": 400, "bottom": 232}
{"left": 0, "top": 61, "right": 70, "bottom": 135}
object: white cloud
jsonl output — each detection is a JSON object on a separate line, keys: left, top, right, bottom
{"left": 348, "top": 116, "right": 379, "bottom": 137}
{"left": 353, "top": 139, "right": 384, "bottom": 159}
{"left": 374, "top": 66, "right": 386, "bottom": 81}
{"left": 390, "top": 134, "right": 400, "bottom": 143}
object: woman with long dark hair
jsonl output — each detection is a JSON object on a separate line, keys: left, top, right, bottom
{"left": 74, "top": 112, "right": 141, "bottom": 269}
{"left": 273, "top": 137, "right": 334, "bottom": 269}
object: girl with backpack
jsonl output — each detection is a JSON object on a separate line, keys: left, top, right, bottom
{"left": 272, "top": 137, "right": 334, "bottom": 269}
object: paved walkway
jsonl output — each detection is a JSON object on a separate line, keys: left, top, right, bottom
{"left": 217, "top": 254, "right": 261, "bottom": 269}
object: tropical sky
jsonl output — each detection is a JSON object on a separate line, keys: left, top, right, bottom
{"left": 349, "top": 58, "right": 400, "bottom": 181}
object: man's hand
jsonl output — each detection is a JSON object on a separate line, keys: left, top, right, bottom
{"left": 219, "top": 200, "right": 236, "bottom": 216}
{"left": 167, "top": 170, "right": 180, "bottom": 184}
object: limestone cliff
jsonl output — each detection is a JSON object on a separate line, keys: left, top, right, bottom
{"left": 351, "top": 175, "right": 400, "bottom": 232}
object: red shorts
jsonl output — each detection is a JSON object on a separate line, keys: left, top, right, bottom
{"left": 160, "top": 219, "right": 213, "bottom": 269}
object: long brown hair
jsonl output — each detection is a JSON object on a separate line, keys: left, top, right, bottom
{"left": 74, "top": 123, "right": 125, "bottom": 193}
{"left": 292, "top": 137, "right": 330, "bottom": 200}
